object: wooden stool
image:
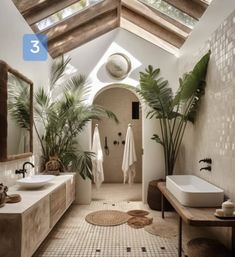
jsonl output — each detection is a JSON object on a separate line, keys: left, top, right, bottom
{"left": 187, "top": 238, "right": 231, "bottom": 257}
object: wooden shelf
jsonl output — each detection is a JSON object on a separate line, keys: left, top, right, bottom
{"left": 158, "top": 182, "right": 235, "bottom": 257}
{"left": 158, "top": 182, "right": 235, "bottom": 227}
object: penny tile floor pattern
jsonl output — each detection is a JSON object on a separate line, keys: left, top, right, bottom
{"left": 34, "top": 200, "right": 184, "bottom": 257}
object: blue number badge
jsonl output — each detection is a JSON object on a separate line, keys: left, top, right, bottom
{"left": 23, "top": 34, "right": 48, "bottom": 61}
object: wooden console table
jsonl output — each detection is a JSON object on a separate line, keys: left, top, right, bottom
{"left": 158, "top": 182, "right": 235, "bottom": 257}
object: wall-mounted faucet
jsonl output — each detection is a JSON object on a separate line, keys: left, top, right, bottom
{"left": 15, "top": 161, "right": 35, "bottom": 178}
{"left": 200, "top": 166, "right": 211, "bottom": 171}
{"left": 199, "top": 158, "right": 212, "bottom": 164}
{"left": 199, "top": 157, "right": 212, "bottom": 172}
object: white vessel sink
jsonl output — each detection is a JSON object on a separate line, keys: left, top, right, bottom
{"left": 166, "top": 175, "right": 224, "bottom": 207}
{"left": 17, "top": 175, "right": 55, "bottom": 189}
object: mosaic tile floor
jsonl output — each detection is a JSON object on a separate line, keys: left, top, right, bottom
{"left": 34, "top": 201, "right": 184, "bottom": 257}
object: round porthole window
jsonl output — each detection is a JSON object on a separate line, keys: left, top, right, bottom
{"left": 106, "top": 53, "right": 131, "bottom": 80}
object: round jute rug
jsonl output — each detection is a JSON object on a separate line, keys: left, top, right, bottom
{"left": 127, "top": 210, "right": 149, "bottom": 217}
{"left": 144, "top": 217, "right": 177, "bottom": 238}
{"left": 85, "top": 210, "right": 130, "bottom": 226}
{"left": 127, "top": 216, "right": 153, "bottom": 229}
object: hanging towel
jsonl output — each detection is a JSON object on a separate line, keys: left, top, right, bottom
{"left": 91, "top": 125, "right": 104, "bottom": 188}
{"left": 122, "top": 124, "right": 137, "bottom": 184}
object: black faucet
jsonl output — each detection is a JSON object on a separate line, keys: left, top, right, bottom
{"left": 15, "top": 161, "right": 35, "bottom": 178}
{"left": 200, "top": 166, "right": 211, "bottom": 171}
{"left": 199, "top": 158, "right": 212, "bottom": 164}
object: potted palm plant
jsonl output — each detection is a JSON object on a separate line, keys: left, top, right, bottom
{"left": 8, "top": 56, "right": 118, "bottom": 180}
{"left": 137, "top": 51, "right": 211, "bottom": 210}
{"left": 34, "top": 56, "right": 118, "bottom": 178}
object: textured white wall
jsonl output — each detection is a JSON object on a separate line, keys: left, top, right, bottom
{"left": 179, "top": 0, "right": 235, "bottom": 203}
{"left": 67, "top": 28, "right": 178, "bottom": 202}
{"left": 178, "top": 0, "right": 235, "bottom": 248}
{"left": 0, "top": 0, "right": 52, "bottom": 186}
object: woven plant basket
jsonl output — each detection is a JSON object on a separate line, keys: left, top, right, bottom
{"left": 187, "top": 238, "right": 231, "bottom": 257}
{"left": 147, "top": 179, "right": 173, "bottom": 211}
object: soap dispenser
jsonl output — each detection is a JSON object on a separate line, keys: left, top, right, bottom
{"left": 222, "top": 199, "right": 235, "bottom": 216}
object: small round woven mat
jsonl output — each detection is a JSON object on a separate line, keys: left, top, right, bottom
{"left": 85, "top": 210, "right": 130, "bottom": 226}
{"left": 144, "top": 217, "right": 177, "bottom": 238}
{"left": 127, "top": 210, "right": 149, "bottom": 217}
{"left": 127, "top": 216, "right": 153, "bottom": 229}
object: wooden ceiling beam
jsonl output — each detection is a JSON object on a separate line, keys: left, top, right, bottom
{"left": 122, "top": 0, "right": 189, "bottom": 38}
{"left": 192, "top": 0, "right": 209, "bottom": 9}
{"left": 121, "top": 6, "right": 185, "bottom": 48}
{"left": 163, "top": 0, "right": 206, "bottom": 20}
{"left": 39, "top": 0, "right": 120, "bottom": 41}
{"left": 12, "top": 0, "right": 54, "bottom": 16}
{"left": 48, "top": 9, "right": 119, "bottom": 58}
{"left": 26, "top": 0, "right": 80, "bottom": 26}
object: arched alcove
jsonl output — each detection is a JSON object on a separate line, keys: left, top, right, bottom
{"left": 91, "top": 84, "right": 143, "bottom": 201}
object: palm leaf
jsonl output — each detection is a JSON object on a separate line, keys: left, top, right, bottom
{"left": 50, "top": 55, "right": 71, "bottom": 89}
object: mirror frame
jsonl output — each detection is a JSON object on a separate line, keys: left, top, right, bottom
{"left": 0, "top": 60, "right": 33, "bottom": 161}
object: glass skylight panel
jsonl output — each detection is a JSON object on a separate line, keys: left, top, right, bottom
{"left": 139, "top": 0, "right": 197, "bottom": 29}
{"left": 36, "top": 0, "right": 103, "bottom": 31}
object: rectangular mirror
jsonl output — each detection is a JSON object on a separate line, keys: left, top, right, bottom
{"left": 0, "top": 60, "right": 33, "bottom": 161}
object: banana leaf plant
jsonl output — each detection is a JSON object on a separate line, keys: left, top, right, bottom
{"left": 137, "top": 51, "right": 211, "bottom": 177}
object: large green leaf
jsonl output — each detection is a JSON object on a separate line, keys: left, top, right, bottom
{"left": 138, "top": 65, "right": 173, "bottom": 117}
{"left": 173, "top": 51, "right": 211, "bottom": 104}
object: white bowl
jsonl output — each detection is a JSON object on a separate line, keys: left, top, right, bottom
{"left": 17, "top": 175, "right": 55, "bottom": 189}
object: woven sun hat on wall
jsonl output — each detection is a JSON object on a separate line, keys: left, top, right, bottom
{"left": 106, "top": 53, "right": 131, "bottom": 80}
{"left": 85, "top": 210, "right": 130, "bottom": 226}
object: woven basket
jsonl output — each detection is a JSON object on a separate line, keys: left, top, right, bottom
{"left": 187, "top": 238, "right": 231, "bottom": 257}
{"left": 147, "top": 179, "right": 173, "bottom": 211}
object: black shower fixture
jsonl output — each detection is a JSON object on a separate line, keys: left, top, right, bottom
{"left": 113, "top": 140, "right": 119, "bottom": 145}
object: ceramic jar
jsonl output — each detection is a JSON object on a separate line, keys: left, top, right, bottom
{"left": 222, "top": 199, "right": 235, "bottom": 216}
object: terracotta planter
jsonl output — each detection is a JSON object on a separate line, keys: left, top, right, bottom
{"left": 147, "top": 179, "right": 174, "bottom": 211}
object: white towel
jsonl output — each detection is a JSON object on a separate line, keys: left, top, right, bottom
{"left": 122, "top": 124, "right": 137, "bottom": 184}
{"left": 91, "top": 125, "right": 104, "bottom": 188}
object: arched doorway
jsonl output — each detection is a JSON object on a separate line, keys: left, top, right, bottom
{"left": 91, "top": 85, "right": 143, "bottom": 201}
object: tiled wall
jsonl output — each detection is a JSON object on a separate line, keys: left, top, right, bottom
{"left": 178, "top": 9, "right": 235, "bottom": 247}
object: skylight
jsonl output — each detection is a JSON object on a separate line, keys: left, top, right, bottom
{"left": 138, "top": 0, "right": 197, "bottom": 29}
{"left": 36, "top": 0, "right": 103, "bottom": 31}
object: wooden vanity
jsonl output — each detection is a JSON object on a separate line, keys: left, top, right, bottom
{"left": 0, "top": 174, "right": 75, "bottom": 257}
